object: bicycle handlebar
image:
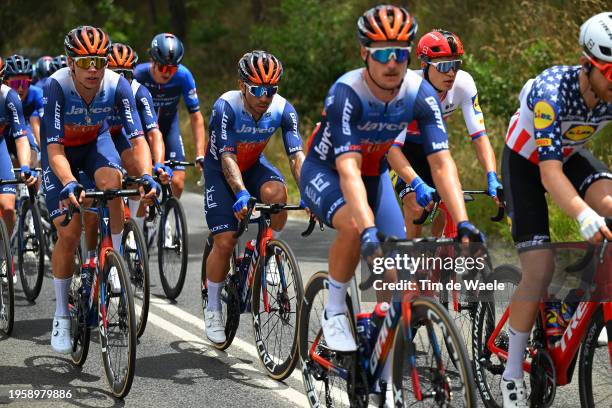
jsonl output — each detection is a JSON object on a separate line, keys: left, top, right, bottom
{"left": 233, "top": 198, "right": 319, "bottom": 238}
{"left": 59, "top": 185, "right": 141, "bottom": 227}
{"left": 0, "top": 177, "right": 37, "bottom": 204}
{"left": 164, "top": 160, "right": 195, "bottom": 168}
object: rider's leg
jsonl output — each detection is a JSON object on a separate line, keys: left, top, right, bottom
{"left": 260, "top": 181, "right": 288, "bottom": 231}
{"left": 402, "top": 193, "right": 423, "bottom": 239}
{"left": 206, "top": 231, "right": 237, "bottom": 310}
{"left": 171, "top": 170, "right": 185, "bottom": 199}
{"left": 120, "top": 147, "right": 146, "bottom": 231}
{"left": 52, "top": 214, "right": 83, "bottom": 311}
{"left": 431, "top": 209, "right": 446, "bottom": 237}
{"left": 585, "top": 178, "right": 612, "bottom": 216}
{"left": 0, "top": 193, "right": 16, "bottom": 237}
{"left": 94, "top": 167, "right": 124, "bottom": 250}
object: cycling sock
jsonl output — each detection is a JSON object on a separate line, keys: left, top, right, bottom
{"left": 503, "top": 324, "right": 529, "bottom": 380}
{"left": 374, "top": 358, "right": 392, "bottom": 392}
{"left": 207, "top": 279, "right": 223, "bottom": 312}
{"left": 87, "top": 250, "right": 96, "bottom": 260}
{"left": 111, "top": 232, "right": 123, "bottom": 252}
{"left": 128, "top": 198, "right": 140, "bottom": 218}
{"left": 134, "top": 216, "right": 145, "bottom": 233}
{"left": 53, "top": 277, "right": 71, "bottom": 318}
{"left": 325, "top": 276, "right": 350, "bottom": 316}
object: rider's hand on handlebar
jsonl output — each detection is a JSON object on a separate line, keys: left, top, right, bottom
{"left": 457, "top": 220, "right": 486, "bottom": 244}
{"left": 195, "top": 156, "right": 205, "bottom": 172}
{"left": 20, "top": 165, "right": 37, "bottom": 187}
{"left": 577, "top": 207, "right": 612, "bottom": 243}
{"left": 410, "top": 176, "right": 436, "bottom": 208}
{"left": 360, "top": 226, "right": 383, "bottom": 268}
{"left": 233, "top": 190, "right": 251, "bottom": 221}
{"left": 153, "top": 162, "right": 173, "bottom": 185}
{"left": 59, "top": 181, "right": 84, "bottom": 211}
{"left": 487, "top": 171, "right": 503, "bottom": 206}
{"left": 138, "top": 174, "right": 159, "bottom": 205}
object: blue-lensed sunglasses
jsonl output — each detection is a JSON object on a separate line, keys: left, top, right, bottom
{"left": 428, "top": 59, "right": 462, "bottom": 74}
{"left": 365, "top": 47, "right": 411, "bottom": 64}
{"left": 247, "top": 84, "right": 278, "bottom": 98}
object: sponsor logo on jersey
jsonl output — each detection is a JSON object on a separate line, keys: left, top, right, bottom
{"left": 431, "top": 140, "right": 449, "bottom": 150}
{"left": 221, "top": 111, "right": 229, "bottom": 140}
{"left": 54, "top": 101, "right": 61, "bottom": 130}
{"left": 425, "top": 96, "right": 445, "bottom": 131}
{"left": 533, "top": 100, "right": 555, "bottom": 130}
{"left": 356, "top": 121, "right": 410, "bottom": 132}
{"left": 564, "top": 125, "right": 595, "bottom": 141}
{"left": 236, "top": 124, "right": 276, "bottom": 134}
{"left": 535, "top": 138, "right": 552, "bottom": 147}
{"left": 342, "top": 99, "right": 353, "bottom": 135}
{"left": 188, "top": 88, "right": 198, "bottom": 100}
{"left": 122, "top": 98, "right": 135, "bottom": 124}
{"left": 66, "top": 105, "right": 113, "bottom": 115}
{"left": 289, "top": 112, "right": 299, "bottom": 136}
{"left": 314, "top": 123, "right": 333, "bottom": 160}
{"left": 7, "top": 102, "right": 20, "bottom": 125}
{"left": 141, "top": 97, "right": 154, "bottom": 118}
{"left": 209, "top": 129, "right": 218, "bottom": 160}
{"left": 472, "top": 95, "right": 482, "bottom": 115}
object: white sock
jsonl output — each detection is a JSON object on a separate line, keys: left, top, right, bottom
{"left": 503, "top": 324, "right": 530, "bottom": 380}
{"left": 128, "top": 199, "right": 140, "bottom": 218}
{"left": 326, "top": 276, "right": 350, "bottom": 316}
{"left": 134, "top": 216, "right": 145, "bottom": 232}
{"left": 207, "top": 280, "right": 223, "bottom": 312}
{"left": 111, "top": 232, "right": 123, "bottom": 252}
{"left": 375, "top": 358, "right": 392, "bottom": 392}
{"left": 54, "top": 277, "right": 72, "bottom": 318}
{"left": 87, "top": 249, "right": 96, "bottom": 260}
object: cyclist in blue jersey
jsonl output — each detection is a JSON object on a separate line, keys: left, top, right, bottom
{"left": 203, "top": 50, "right": 304, "bottom": 344}
{"left": 0, "top": 56, "right": 37, "bottom": 245}
{"left": 42, "top": 26, "right": 157, "bottom": 354}
{"left": 33, "top": 56, "right": 54, "bottom": 88}
{"left": 134, "top": 33, "right": 206, "bottom": 198}
{"left": 300, "top": 4, "right": 483, "bottom": 362}
{"left": 3, "top": 55, "right": 43, "bottom": 166}
{"left": 499, "top": 14, "right": 612, "bottom": 407}
{"left": 106, "top": 43, "right": 169, "bottom": 234}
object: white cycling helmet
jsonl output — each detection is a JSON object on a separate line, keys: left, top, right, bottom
{"left": 579, "top": 12, "right": 612, "bottom": 62}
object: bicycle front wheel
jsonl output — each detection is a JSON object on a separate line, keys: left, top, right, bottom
{"left": 99, "top": 249, "right": 137, "bottom": 398}
{"left": 392, "top": 296, "right": 477, "bottom": 407}
{"left": 251, "top": 238, "right": 303, "bottom": 380}
{"left": 0, "top": 219, "right": 14, "bottom": 336}
{"left": 18, "top": 199, "right": 46, "bottom": 301}
{"left": 158, "top": 197, "right": 188, "bottom": 300}
{"left": 69, "top": 245, "right": 90, "bottom": 366}
{"left": 122, "top": 218, "right": 150, "bottom": 338}
{"left": 578, "top": 307, "right": 611, "bottom": 408}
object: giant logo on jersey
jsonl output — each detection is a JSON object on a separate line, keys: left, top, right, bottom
{"left": 564, "top": 125, "right": 595, "bottom": 141}
{"left": 472, "top": 95, "right": 482, "bottom": 115}
{"left": 533, "top": 100, "right": 555, "bottom": 130}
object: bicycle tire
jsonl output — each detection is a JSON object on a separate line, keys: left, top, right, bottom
{"left": 392, "top": 296, "right": 477, "bottom": 407}
{"left": 69, "top": 245, "right": 90, "bottom": 366}
{"left": 158, "top": 197, "right": 188, "bottom": 300}
{"left": 251, "top": 238, "right": 304, "bottom": 380}
{"left": 99, "top": 249, "right": 137, "bottom": 398}
{"left": 201, "top": 233, "right": 240, "bottom": 351}
{"left": 0, "top": 219, "right": 14, "bottom": 336}
{"left": 122, "top": 218, "right": 150, "bottom": 338}
{"left": 18, "top": 199, "right": 46, "bottom": 301}
{"left": 578, "top": 307, "right": 609, "bottom": 408}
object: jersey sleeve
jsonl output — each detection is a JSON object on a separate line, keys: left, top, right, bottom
{"left": 324, "top": 83, "right": 363, "bottom": 160}
{"left": 43, "top": 79, "right": 65, "bottom": 145}
{"left": 5, "top": 89, "right": 29, "bottom": 140}
{"left": 528, "top": 76, "right": 565, "bottom": 162}
{"left": 210, "top": 99, "right": 236, "bottom": 156}
{"left": 458, "top": 72, "right": 487, "bottom": 141}
{"left": 180, "top": 66, "right": 200, "bottom": 114}
{"left": 280, "top": 101, "right": 302, "bottom": 155}
{"left": 115, "top": 76, "right": 144, "bottom": 140}
{"left": 135, "top": 85, "right": 158, "bottom": 133}
{"left": 413, "top": 82, "right": 449, "bottom": 155}
{"left": 30, "top": 86, "right": 45, "bottom": 118}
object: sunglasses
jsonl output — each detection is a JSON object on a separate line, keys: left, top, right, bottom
{"left": 584, "top": 53, "right": 612, "bottom": 81}
{"left": 428, "top": 59, "right": 462, "bottom": 74}
{"left": 247, "top": 84, "right": 278, "bottom": 98}
{"left": 365, "top": 47, "right": 411, "bottom": 64}
{"left": 155, "top": 63, "right": 178, "bottom": 75}
{"left": 7, "top": 78, "right": 31, "bottom": 91}
{"left": 113, "top": 69, "right": 134, "bottom": 81}
{"left": 74, "top": 56, "right": 108, "bottom": 70}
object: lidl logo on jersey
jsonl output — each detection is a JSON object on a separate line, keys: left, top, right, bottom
{"left": 533, "top": 101, "right": 555, "bottom": 130}
{"left": 472, "top": 95, "right": 482, "bottom": 115}
{"left": 535, "top": 138, "right": 552, "bottom": 147}
{"left": 564, "top": 125, "right": 595, "bottom": 141}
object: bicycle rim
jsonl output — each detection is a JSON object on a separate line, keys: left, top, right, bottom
{"left": 69, "top": 246, "right": 90, "bottom": 366}
{"left": 122, "top": 218, "right": 150, "bottom": 338}
{"left": 18, "top": 200, "right": 45, "bottom": 301}
{"left": 158, "top": 198, "right": 188, "bottom": 300}
{"left": 578, "top": 308, "right": 611, "bottom": 407}
{"left": 0, "top": 219, "right": 14, "bottom": 336}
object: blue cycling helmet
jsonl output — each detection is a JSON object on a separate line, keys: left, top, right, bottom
{"left": 36, "top": 56, "right": 55, "bottom": 78}
{"left": 150, "top": 33, "right": 184, "bottom": 65}
{"left": 5, "top": 54, "right": 34, "bottom": 77}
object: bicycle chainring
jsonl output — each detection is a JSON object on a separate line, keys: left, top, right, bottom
{"left": 529, "top": 348, "right": 556, "bottom": 407}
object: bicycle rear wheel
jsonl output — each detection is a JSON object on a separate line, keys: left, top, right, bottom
{"left": 251, "top": 238, "right": 303, "bottom": 380}
{"left": 201, "top": 233, "right": 240, "bottom": 350}
{"left": 99, "top": 249, "right": 137, "bottom": 398}
{"left": 0, "top": 219, "right": 14, "bottom": 336}
{"left": 122, "top": 218, "right": 150, "bottom": 338}
{"left": 69, "top": 246, "right": 90, "bottom": 366}
{"left": 578, "top": 307, "right": 611, "bottom": 408}
{"left": 392, "top": 296, "right": 476, "bottom": 407}
{"left": 18, "top": 199, "right": 46, "bottom": 301}
{"left": 158, "top": 197, "right": 188, "bottom": 300}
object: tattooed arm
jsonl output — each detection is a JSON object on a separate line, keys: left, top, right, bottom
{"left": 288, "top": 151, "right": 305, "bottom": 186}
{"left": 221, "top": 152, "right": 246, "bottom": 194}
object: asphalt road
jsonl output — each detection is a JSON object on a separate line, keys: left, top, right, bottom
{"left": 0, "top": 192, "right": 598, "bottom": 407}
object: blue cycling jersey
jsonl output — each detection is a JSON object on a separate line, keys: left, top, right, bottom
{"left": 305, "top": 68, "right": 448, "bottom": 176}
{"left": 107, "top": 79, "right": 158, "bottom": 138}
{"left": 0, "top": 84, "right": 29, "bottom": 141}
{"left": 42, "top": 67, "right": 144, "bottom": 147}
{"left": 21, "top": 85, "right": 44, "bottom": 120}
{"left": 134, "top": 63, "right": 200, "bottom": 127}
{"left": 204, "top": 90, "right": 302, "bottom": 172}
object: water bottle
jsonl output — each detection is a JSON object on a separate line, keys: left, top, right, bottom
{"left": 370, "top": 302, "right": 389, "bottom": 346}
{"left": 544, "top": 298, "right": 565, "bottom": 348}
{"left": 86, "top": 256, "right": 98, "bottom": 327}
{"left": 80, "top": 262, "right": 91, "bottom": 302}
{"left": 356, "top": 312, "right": 372, "bottom": 369}
{"left": 238, "top": 240, "right": 256, "bottom": 306}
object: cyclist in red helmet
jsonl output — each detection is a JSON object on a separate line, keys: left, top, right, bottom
{"left": 388, "top": 29, "right": 501, "bottom": 238}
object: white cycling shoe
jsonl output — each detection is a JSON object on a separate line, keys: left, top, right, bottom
{"left": 598, "top": 327, "right": 608, "bottom": 346}
{"left": 205, "top": 310, "right": 226, "bottom": 344}
{"left": 501, "top": 377, "right": 528, "bottom": 407}
{"left": 266, "top": 256, "right": 280, "bottom": 286}
{"left": 321, "top": 310, "right": 357, "bottom": 352}
{"left": 51, "top": 317, "right": 72, "bottom": 354}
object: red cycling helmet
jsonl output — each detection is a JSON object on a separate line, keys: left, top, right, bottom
{"left": 357, "top": 5, "right": 418, "bottom": 46}
{"left": 108, "top": 43, "right": 138, "bottom": 69}
{"left": 417, "top": 30, "right": 464, "bottom": 61}
{"left": 64, "top": 25, "right": 111, "bottom": 57}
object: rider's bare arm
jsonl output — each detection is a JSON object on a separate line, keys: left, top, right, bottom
{"left": 471, "top": 135, "right": 497, "bottom": 174}
{"left": 288, "top": 151, "right": 305, "bottom": 186}
{"left": 131, "top": 136, "right": 153, "bottom": 176}
{"left": 147, "top": 128, "right": 165, "bottom": 165}
{"left": 427, "top": 150, "right": 469, "bottom": 222}
{"left": 15, "top": 137, "right": 31, "bottom": 170}
{"left": 336, "top": 152, "right": 375, "bottom": 232}
{"left": 221, "top": 152, "right": 246, "bottom": 194}
{"left": 539, "top": 160, "right": 598, "bottom": 218}
{"left": 29, "top": 116, "right": 41, "bottom": 147}
{"left": 387, "top": 145, "right": 419, "bottom": 184}
{"left": 48, "top": 144, "right": 77, "bottom": 185}
{"left": 190, "top": 111, "right": 206, "bottom": 158}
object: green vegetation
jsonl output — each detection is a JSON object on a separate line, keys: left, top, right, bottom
{"left": 3, "top": 0, "right": 610, "bottom": 239}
